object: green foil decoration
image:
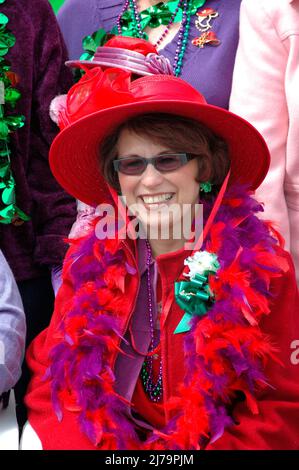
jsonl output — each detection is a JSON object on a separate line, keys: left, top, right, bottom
{"left": 120, "top": 0, "right": 206, "bottom": 38}
{"left": 82, "top": 28, "right": 108, "bottom": 59}
{"left": 0, "top": 0, "right": 30, "bottom": 224}
{"left": 80, "top": 0, "right": 207, "bottom": 67}
{"left": 77, "top": 28, "right": 112, "bottom": 81}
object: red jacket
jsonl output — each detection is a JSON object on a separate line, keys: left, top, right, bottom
{"left": 25, "top": 189, "right": 299, "bottom": 449}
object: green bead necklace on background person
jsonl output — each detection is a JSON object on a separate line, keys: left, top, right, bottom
{"left": 117, "top": 0, "right": 204, "bottom": 76}
{"left": 118, "top": 0, "right": 208, "bottom": 76}
{"left": 0, "top": 0, "right": 29, "bottom": 225}
{"left": 80, "top": 0, "right": 208, "bottom": 78}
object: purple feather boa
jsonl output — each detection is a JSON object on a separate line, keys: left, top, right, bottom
{"left": 48, "top": 185, "right": 285, "bottom": 449}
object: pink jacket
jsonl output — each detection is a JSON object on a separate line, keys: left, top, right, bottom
{"left": 229, "top": 0, "right": 299, "bottom": 283}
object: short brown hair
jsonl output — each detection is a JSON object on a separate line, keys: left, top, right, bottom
{"left": 99, "top": 113, "right": 230, "bottom": 196}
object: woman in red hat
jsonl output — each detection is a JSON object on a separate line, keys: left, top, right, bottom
{"left": 23, "top": 67, "right": 299, "bottom": 450}
{"left": 61, "top": 35, "right": 176, "bottom": 242}
{"left": 55, "top": 0, "right": 242, "bottom": 249}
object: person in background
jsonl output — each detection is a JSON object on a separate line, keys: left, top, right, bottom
{"left": 0, "top": 0, "right": 76, "bottom": 427}
{"left": 58, "top": 0, "right": 241, "bottom": 109}
{"left": 23, "top": 66, "right": 299, "bottom": 450}
{"left": 229, "top": 0, "right": 299, "bottom": 283}
{"left": 0, "top": 250, "right": 25, "bottom": 402}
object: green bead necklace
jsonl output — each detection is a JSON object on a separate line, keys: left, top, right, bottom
{"left": 117, "top": 0, "right": 207, "bottom": 77}
{"left": 79, "top": 1, "right": 208, "bottom": 78}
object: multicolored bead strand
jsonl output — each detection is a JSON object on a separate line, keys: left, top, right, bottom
{"left": 117, "top": 0, "right": 194, "bottom": 77}
{"left": 141, "top": 239, "right": 163, "bottom": 402}
{"left": 117, "top": 0, "right": 130, "bottom": 35}
{"left": 154, "top": 0, "right": 183, "bottom": 49}
{"left": 129, "top": 0, "right": 147, "bottom": 39}
{"left": 173, "top": 0, "right": 192, "bottom": 76}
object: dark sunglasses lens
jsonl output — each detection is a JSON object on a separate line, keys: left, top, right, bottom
{"left": 118, "top": 158, "right": 146, "bottom": 175}
{"left": 156, "top": 154, "right": 185, "bottom": 172}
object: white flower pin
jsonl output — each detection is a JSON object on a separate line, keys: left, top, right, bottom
{"left": 183, "top": 250, "right": 220, "bottom": 280}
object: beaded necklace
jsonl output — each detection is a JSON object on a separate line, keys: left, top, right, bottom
{"left": 117, "top": 0, "right": 207, "bottom": 76}
{"left": 141, "top": 239, "right": 163, "bottom": 401}
{"left": 48, "top": 187, "right": 286, "bottom": 448}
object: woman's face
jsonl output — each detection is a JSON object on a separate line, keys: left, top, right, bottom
{"left": 116, "top": 128, "right": 200, "bottom": 237}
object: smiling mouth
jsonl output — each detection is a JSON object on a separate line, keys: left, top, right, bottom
{"left": 140, "top": 193, "right": 175, "bottom": 204}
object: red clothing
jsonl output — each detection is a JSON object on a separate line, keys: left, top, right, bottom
{"left": 207, "top": 254, "right": 299, "bottom": 450}
{"left": 25, "top": 240, "right": 299, "bottom": 449}
{"left": 25, "top": 190, "right": 299, "bottom": 449}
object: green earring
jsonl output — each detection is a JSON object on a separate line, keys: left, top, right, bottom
{"left": 200, "top": 182, "right": 212, "bottom": 193}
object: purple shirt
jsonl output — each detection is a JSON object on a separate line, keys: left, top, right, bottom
{"left": 114, "top": 239, "right": 156, "bottom": 391}
{"left": 113, "top": 239, "right": 157, "bottom": 427}
{"left": 58, "top": 0, "right": 241, "bottom": 109}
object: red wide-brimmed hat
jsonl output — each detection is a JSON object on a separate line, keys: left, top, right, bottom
{"left": 50, "top": 67, "right": 270, "bottom": 206}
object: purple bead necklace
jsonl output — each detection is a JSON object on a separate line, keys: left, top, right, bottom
{"left": 141, "top": 239, "right": 163, "bottom": 402}
{"left": 116, "top": 0, "right": 131, "bottom": 35}
{"left": 117, "top": 0, "right": 192, "bottom": 77}
{"left": 154, "top": 0, "right": 184, "bottom": 49}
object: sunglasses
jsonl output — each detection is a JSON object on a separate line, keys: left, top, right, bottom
{"left": 113, "top": 153, "right": 194, "bottom": 176}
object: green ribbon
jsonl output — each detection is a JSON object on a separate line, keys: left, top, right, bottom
{"left": 78, "top": 29, "right": 112, "bottom": 79}
{"left": 82, "top": 28, "right": 108, "bottom": 56}
{"left": 80, "top": 0, "right": 208, "bottom": 66}
{"left": 139, "top": 4, "right": 177, "bottom": 29}
{"left": 174, "top": 251, "right": 220, "bottom": 334}
{"left": 120, "top": 0, "right": 207, "bottom": 37}
{"left": 186, "top": 0, "right": 207, "bottom": 16}
{"left": 174, "top": 273, "right": 211, "bottom": 334}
